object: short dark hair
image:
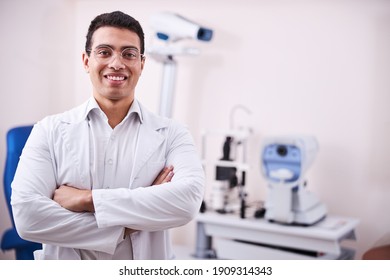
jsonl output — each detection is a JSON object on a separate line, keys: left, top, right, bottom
{"left": 85, "top": 11, "right": 145, "bottom": 55}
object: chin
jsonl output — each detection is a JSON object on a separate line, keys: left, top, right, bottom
{"left": 104, "top": 91, "right": 133, "bottom": 101}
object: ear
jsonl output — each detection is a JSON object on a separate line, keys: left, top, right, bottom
{"left": 140, "top": 56, "right": 146, "bottom": 73}
{"left": 82, "top": 52, "right": 90, "bottom": 73}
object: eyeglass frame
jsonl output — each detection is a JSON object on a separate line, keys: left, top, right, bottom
{"left": 86, "top": 44, "right": 145, "bottom": 64}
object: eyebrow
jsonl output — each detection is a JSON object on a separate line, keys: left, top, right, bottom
{"left": 95, "top": 44, "right": 140, "bottom": 52}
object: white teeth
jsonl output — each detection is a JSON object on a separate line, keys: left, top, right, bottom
{"left": 107, "top": 75, "right": 125, "bottom": 81}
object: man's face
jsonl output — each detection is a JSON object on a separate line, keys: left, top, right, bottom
{"left": 82, "top": 26, "right": 145, "bottom": 104}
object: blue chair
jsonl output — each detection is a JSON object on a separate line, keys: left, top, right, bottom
{"left": 1, "top": 125, "right": 41, "bottom": 259}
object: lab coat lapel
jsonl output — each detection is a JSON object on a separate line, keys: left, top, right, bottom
{"left": 130, "top": 102, "right": 169, "bottom": 185}
{"left": 131, "top": 123, "right": 164, "bottom": 184}
{"left": 58, "top": 120, "right": 91, "bottom": 188}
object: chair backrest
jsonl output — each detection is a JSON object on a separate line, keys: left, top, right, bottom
{"left": 3, "top": 125, "right": 33, "bottom": 226}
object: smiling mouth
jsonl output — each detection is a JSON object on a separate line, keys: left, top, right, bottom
{"left": 105, "top": 75, "right": 127, "bottom": 81}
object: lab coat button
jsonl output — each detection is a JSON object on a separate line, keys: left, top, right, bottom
{"left": 107, "top": 159, "right": 113, "bottom": 165}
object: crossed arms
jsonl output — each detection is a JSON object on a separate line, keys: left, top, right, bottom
{"left": 53, "top": 166, "right": 174, "bottom": 213}
{"left": 53, "top": 166, "right": 174, "bottom": 236}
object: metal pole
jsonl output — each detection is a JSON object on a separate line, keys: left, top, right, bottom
{"left": 158, "top": 55, "right": 177, "bottom": 118}
{"left": 193, "top": 221, "right": 216, "bottom": 259}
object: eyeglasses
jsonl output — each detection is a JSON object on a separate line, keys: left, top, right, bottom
{"left": 88, "top": 45, "right": 144, "bottom": 64}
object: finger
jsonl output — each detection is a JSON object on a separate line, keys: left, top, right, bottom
{"left": 162, "top": 171, "right": 174, "bottom": 183}
{"left": 156, "top": 166, "right": 171, "bottom": 180}
{"left": 163, "top": 165, "right": 174, "bottom": 174}
{"left": 153, "top": 171, "right": 166, "bottom": 184}
{"left": 153, "top": 166, "right": 174, "bottom": 185}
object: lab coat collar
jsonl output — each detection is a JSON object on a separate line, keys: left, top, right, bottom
{"left": 85, "top": 97, "right": 144, "bottom": 125}
{"left": 59, "top": 97, "right": 170, "bottom": 130}
{"left": 59, "top": 97, "right": 144, "bottom": 125}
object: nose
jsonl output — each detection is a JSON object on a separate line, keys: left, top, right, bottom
{"left": 108, "top": 53, "right": 125, "bottom": 70}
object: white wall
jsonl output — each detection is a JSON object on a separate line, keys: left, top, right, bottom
{"left": 0, "top": 0, "right": 76, "bottom": 259}
{"left": 1, "top": 0, "right": 390, "bottom": 260}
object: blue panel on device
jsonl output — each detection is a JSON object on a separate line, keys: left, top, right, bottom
{"left": 262, "top": 144, "right": 302, "bottom": 183}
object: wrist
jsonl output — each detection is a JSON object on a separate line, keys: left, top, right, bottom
{"left": 83, "top": 190, "right": 95, "bottom": 212}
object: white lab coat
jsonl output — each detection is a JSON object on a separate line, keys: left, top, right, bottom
{"left": 11, "top": 99, "right": 205, "bottom": 259}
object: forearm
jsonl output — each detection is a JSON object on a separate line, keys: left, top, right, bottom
{"left": 93, "top": 170, "right": 204, "bottom": 231}
{"left": 51, "top": 166, "right": 176, "bottom": 239}
{"left": 53, "top": 185, "right": 95, "bottom": 212}
{"left": 53, "top": 166, "right": 174, "bottom": 214}
{"left": 12, "top": 192, "right": 123, "bottom": 254}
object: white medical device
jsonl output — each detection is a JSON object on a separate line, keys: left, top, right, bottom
{"left": 150, "top": 12, "right": 213, "bottom": 43}
{"left": 148, "top": 12, "right": 213, "bottom": 117}
{"left": 261, "top": 136, "right": 327, "bottom": 225}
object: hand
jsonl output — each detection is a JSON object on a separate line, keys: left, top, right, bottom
{"left": 152, "top": 165, "right": 174, "bottom": 185}
{"left": 53, "top": 185, "right": 94, "bottom": 212}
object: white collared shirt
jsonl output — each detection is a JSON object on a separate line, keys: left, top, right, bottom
{"left": 80, "top": 98, "right": 142, "bottom": 259}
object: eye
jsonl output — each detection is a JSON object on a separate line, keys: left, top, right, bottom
{"left": 96, "top": 47, "right": 112, "bottom": 58}
{"left": 122, "top": 49, "right": 138, "bottom": 59}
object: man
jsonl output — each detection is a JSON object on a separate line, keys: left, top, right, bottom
{"left": 11, "top": 11, "right": 204, "bottom": 260}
